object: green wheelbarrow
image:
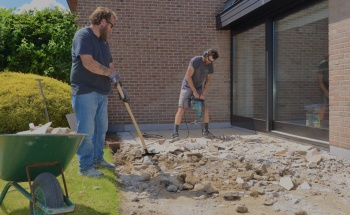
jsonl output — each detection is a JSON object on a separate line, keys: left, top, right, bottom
{"left": 0, "top": 134, "right": 86, "bottom": 214}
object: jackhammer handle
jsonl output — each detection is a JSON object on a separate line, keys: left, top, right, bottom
{"left": 116, "top": 83, "right": 148, "bottom": 150}
{"left": 191, "top": 95, "right": 204, "bottom": 102}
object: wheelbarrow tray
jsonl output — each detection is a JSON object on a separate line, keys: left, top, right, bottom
{"left": 0, "top": 134, "right": 85, "bottom": 182}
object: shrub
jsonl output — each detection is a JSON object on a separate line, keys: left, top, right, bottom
{"left": 0, "top": 71, "right": 73, "bottom": 134}
{"left": 0, "top": 8, "right": 78, "bottom": 83}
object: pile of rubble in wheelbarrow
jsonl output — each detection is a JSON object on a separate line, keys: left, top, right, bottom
{"left": 112, "top": 132, "right": 350, "bottom": 215}
{"left": 17, "top": 122, "right": 75, "bottom": 134}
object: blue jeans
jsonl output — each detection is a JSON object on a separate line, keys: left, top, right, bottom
{"left": 72, "top": 92, "right": 108, "bottom": 171}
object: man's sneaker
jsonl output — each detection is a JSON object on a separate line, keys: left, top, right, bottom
{"left": 202, "top": 130, "right": 215, "bottom": 139}
{"left": 172, "top": 132, "right": 180, "bottom": 141}
{"left": 79, "top": 168, "right": 104, "bottom": 178}
{"left": 94, "top": 160, "right": 116, "bottom": 169}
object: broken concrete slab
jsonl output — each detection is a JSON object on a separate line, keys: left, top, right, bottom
{"left": 17, "top": 122, "right": 52, "bottom": 134}
{"left": 113, "top": 130, "right": 350, "bottom": 215}
{"left": 279, "top": 176, "right": 294, "bottom": 191}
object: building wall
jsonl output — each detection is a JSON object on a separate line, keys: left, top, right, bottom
{"left": 73, "top": 0, "right": 230, "bottom": 131}
{"left": 329, "top": 0, "right": 350, "bottom": 155}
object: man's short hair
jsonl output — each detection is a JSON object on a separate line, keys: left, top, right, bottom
{"left": 208, "top": 49, "right": 219, "bottom": 60}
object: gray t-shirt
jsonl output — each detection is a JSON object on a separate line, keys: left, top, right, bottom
{"left": 181, "top": 56, "right": 214, "bottom": 90}
{"left": 70, "top": 27, "right": 113, "bottom": 95}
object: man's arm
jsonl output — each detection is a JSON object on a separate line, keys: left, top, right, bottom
{"left": 109, "top": 62, "right": 116, "bottom": 73}
{"left": 202, "top": 74, "right": 211, "bottom": 95}
{"left": 185, "top": 66, "right": 200, "bottom": 99}
{"left": 317, "top": 73, "right": 329, "bottom": 98}
{"left": 80, "top": 54, "right": 113, "bottom": 76}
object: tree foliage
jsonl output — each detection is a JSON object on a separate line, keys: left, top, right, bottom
{"left": 0, "top": 7, "right": 78, "bottom": 83}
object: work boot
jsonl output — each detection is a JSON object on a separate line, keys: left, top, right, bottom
{"left": 79, "top": 168, "right": 104, "bottom": 178}
{"left": 202, "top": 130, "right": 215, "bottom": 139}
{"left": 172, "top": 132, "right": 180, "bottom": 141}
{"left": 94, "top": 160, "right": 116, "bottom": 169}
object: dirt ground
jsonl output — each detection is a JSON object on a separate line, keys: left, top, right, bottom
{"left": 106, "top": 129, "right": 350, "bottom": 215}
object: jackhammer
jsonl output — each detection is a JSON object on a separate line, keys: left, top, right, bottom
{"left": 190, "top": 96, "right": 204, "bottom": 117}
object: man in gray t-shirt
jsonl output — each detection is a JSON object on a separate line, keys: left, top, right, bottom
{"left": 172, "top": 49, "right": 219, "bottom": 140}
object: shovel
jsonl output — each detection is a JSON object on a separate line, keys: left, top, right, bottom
{"left": 36, "top": 79, "right": 50, "bottom": 123}
{"left": 115, "top": 82, "right": 159, "bottom": 157}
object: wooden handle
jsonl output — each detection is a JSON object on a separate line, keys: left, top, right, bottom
{"left": 116, "top": 83, "right": 148, "bottom": 150}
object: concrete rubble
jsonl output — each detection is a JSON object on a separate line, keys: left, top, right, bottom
{"left": 17, "top": 122, "right": 75, "bottom": 134}
{"left": 113, "top": 132, "right": 350, "bottom": 215}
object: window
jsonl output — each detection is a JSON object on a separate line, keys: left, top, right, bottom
{"left": 273, "top": 0, "right": 329, "bottom": 129}
{"left": 233, "top": 24, "right": 266, "bottom": 120}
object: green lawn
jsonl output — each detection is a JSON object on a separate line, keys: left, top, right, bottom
{"left": 0, "top": 148, "right": 121, "bottom": 214}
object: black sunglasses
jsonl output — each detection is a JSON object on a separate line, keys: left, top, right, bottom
{"left": 106, "top": 20, "right": 115, "bottom": 28}
{"left": 208, "top": 57, "right": 214, "bottom": 63}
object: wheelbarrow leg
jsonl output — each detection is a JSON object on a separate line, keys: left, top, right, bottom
{"left": 0, "top": 181, "right": 34, "bottom": 205}
{"left": 0, "top": 182, "right": 13, "bottom": 205}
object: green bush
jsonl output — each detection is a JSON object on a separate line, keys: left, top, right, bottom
{"left": 0, "top": 7, "right": 78, "bottom": 83}
{"left": 0, "top": 71, "right": 73, "bottom": 134}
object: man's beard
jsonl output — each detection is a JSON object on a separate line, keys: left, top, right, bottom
{"left": 100, "top": 26, "right": 108, "bottom": 42}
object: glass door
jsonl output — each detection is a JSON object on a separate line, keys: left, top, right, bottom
{"left": 273, "top": 0, "right": 329, "bottom": 141}
{"left": 232, "top": 23, "right": 266, "bottom": 130}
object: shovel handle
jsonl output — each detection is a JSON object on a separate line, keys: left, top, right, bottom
{"left": 116, "top": 83, "right": 148, "bottom": 150}
{"left": 36, "top": 78, "right": 50, "bottom": 123}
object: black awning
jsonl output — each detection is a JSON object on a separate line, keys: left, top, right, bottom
{"left": 222, "top": 0, "right": 242, "bottom": 12}
{"left": 216, "top": 0, "right": 272, "bottom": 30}
{"left": 216, "top": 0, "right": 322, "bottom": 30}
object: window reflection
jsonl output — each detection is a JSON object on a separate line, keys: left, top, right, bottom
{"left": 274, "top": 0, "right": 329, "bottom": 129}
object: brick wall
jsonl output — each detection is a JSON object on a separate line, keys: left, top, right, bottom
{"left": 73, "top": 0, "right": 230, "bottom": 130}
{"left": 329, "top": 0, "right": 350, "bottom": 150}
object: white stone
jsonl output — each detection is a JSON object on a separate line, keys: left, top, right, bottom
{"left": 298, "top": 182, "right": 311, "bottom": 190}
{"left": 279, "top": 176, "right": 294, "bottom": 190}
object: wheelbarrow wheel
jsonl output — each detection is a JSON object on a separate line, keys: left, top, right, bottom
{"left": 29, "top": 172, "right": 64, "bottom": 215}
